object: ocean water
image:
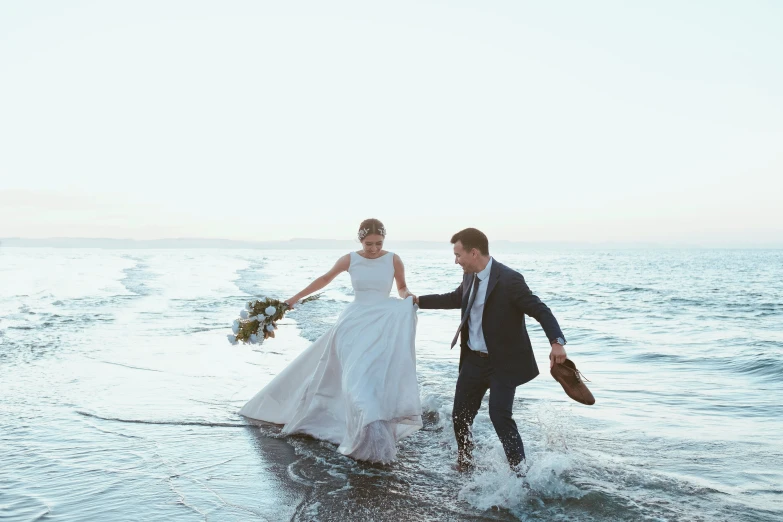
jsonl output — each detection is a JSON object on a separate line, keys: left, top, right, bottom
{"left": 1, "top": 246, "right": 781, "bottom": 521}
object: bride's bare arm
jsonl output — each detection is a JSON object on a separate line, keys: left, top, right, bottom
{"left": 393, "top": 254, "right": 415, "bottom": 300}
{"left": 285, "top": 254, "right": 350, "bottom": 305}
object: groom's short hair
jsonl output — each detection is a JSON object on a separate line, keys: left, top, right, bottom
{"left": 451, "top": 228, "right": 489, "bottom": 256}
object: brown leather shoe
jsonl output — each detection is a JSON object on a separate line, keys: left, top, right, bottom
{"left": 550, "top": 359, "right": 595, "bottom": 405}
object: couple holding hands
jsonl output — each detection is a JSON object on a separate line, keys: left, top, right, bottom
{"left": 240, "top": 218, "right": 593, "bottom": 472}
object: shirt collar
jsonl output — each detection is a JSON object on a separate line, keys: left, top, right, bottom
{"left": 476, "top": 257, "right": 493, "bottom": 281}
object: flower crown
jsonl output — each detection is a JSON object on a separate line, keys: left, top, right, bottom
{"left": 358, "top": 226, "right": 386, "bottom": 240}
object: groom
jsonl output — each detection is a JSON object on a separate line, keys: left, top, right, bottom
{"left": 416, "top": 228, "right": 567, "bottom": 471}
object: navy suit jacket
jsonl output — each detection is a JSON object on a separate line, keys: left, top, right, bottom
{"left": 418, "top": 259, "right": 565, "bottom": 387}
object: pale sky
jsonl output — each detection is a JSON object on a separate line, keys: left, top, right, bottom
{"left": 1, "top": 1, "right": 781, "bottom": 246}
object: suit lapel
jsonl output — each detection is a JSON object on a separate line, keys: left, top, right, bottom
{"left": 485, "top": 259, "right": 501, "bottom": 301}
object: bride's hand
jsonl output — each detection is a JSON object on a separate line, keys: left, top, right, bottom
{"left": 284, "top": 298, "right": 297, "bottom": 309}
{"left": 401, "top": 291, "right": 418, "bottom": 305}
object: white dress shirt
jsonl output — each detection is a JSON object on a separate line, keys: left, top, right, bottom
{"left": 467, "top": 257, "right": 493, "bottom": 353}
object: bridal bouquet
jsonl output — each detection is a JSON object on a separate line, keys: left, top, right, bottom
{"left": 227, "top": 294, "right": 320, "bottom": 345}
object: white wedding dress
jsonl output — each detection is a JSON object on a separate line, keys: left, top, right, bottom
{"left": 239, "top": 251, "right": 422, "bottom": 463}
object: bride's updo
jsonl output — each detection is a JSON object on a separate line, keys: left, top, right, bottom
{"left": 358, "top": 218, "right": 386, "bottom": 241}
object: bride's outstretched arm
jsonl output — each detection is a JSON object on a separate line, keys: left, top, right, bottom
{"left": 285, "top": 254, "right": 350, "bottom": 306}
{"left": 393, "top": 254, "right": 415, "bottom": 300}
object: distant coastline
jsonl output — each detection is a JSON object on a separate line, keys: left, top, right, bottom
{"left": 1, "top": 237, "right": 780, "bottom": 250}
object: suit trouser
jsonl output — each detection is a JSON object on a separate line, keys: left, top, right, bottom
{"left": 452, "top": 350, "right": 525, "bottom": 468}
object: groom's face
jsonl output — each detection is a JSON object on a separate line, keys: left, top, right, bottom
{"left": 453, "top": 241, "right": 479, "bottom": 273}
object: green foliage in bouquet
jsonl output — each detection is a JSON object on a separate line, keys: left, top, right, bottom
{"left": 229, "top": 294, "right": 321, "bottom": 345}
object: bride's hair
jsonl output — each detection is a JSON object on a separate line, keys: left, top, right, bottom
{"left": 358, "top": 218, "right": 386, "bottom": 241}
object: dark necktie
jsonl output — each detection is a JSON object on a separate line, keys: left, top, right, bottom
{"left": 451, "top": 274, "right": 481, "bottom": 349}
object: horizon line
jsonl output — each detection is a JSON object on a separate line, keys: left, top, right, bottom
{"left": 1, "top": 236, "right": 781, "bottom": 249}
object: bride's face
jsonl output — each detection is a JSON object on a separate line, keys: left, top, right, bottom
{"left": 361, "top": 234, "right": 385, "bottom": 258}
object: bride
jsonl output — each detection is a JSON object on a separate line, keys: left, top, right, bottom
{"left": 239, "top": 218, "right": 422, "bottom": 463}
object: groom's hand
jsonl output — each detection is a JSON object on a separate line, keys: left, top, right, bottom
{"left": 549, "top": 343, "right": 567, "bottom": 368}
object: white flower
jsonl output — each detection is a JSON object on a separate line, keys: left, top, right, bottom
{"left": 264, "top": 305, "right": 276, "bottom": 316}
{"left": 226, "top": 334, "right": 238, "bottom": 345}
{"left": 255, "top": 314, "right": 265, "bottom": 322}
{"left": 248, "top": 315, "right": 257, "bottom": 322}
{"left": 266, "top": 323, "right": 275, "bottom": 332}
{"left": 240, "top": 310, "right": 249, "bottom": 319}
{"left": 232, "top": 320, "right": 240, "bottom": 334}
{"left": 249, "top": 334, "right": 259, "bottom": 344}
